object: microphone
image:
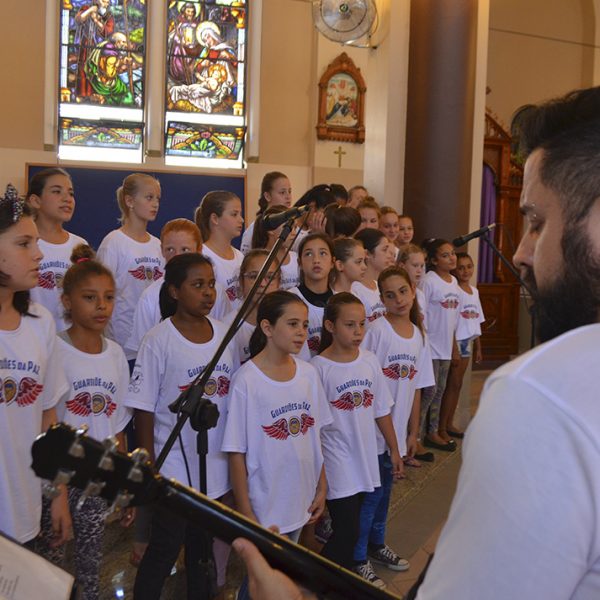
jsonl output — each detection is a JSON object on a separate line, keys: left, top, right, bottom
{"left": 262, "top": 205, "right": 310, "bottom": 231}
{"left": 453, "top": 223, "right": 496, "bottom": 247}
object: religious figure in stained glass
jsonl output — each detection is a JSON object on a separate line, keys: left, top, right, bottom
{"left": 60, "top": 0, "right": 146, "bottom": 107}
{"left": 166, "top": 1, "right": 246, "bottom": 115}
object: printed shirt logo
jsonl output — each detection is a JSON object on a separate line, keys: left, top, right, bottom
{"left": 0, "top": 377, "right": 44, "bottom": 406}
{"left": 38, "top": 271, "right": 65, "bottom": 290}
{"left": 382, "top": 363, "right": 418, "bottom": 381}
{"left": 440, "top": 298, "right": 459, "bottom": 309}
{"left": 225, "top": 286, "right": 238, "bottom": 302}
{"left": 66, "top": 392, "right": 117, "bottom": 417}
{"left": 331, "top": 389, "right": 373, "bottom": 411}
{"left": 460, "top": 308, "right": 480, "bottom": 319}
{"left": 307, "top": 335, "right": 321, "bottom": 353}
{"left": 262, "top": 413, "right": 315, "bottom": 440}
{"left": 128, "top": 265, "right": 163, "bottom": 281}
{"left": 178, "top": 375, "right": 230, "bottom": 397}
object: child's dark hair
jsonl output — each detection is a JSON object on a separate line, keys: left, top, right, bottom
{"left": 239, "top": 249, "right": 277, "bottom": 297}
{"left": 422, "top": 238, "right": 452, "bottom": 271}
{"left": 26, "top": 168, "right": 72, "bottom": 201}
{"left": 318, "top": 292, "right": 364, "bottom": 353}
{"left": 297, "top": 233, "right": 335, "bottom": 285}
{"left": 62, "top": 245, "right": 115, "bottom": 321}
{"left": 0, "top": 186, "right": 35, "bottom": 316}
{"left": 452, "top": 252, "right": 473, "bottom": 278}
{"left": 194, "top": 190, "right": 240, "bottom": 241}
{"left": 378, "top": 266, "right": 424, "bottom": 337}
{"left": 257, "top": 172, "right": 288, "bottom": 214}
{"left": 324, "top": 205, "right": 361, "bottom": 238}
{"left": 249, "top": 291, "right": 307, "bottom": 358}
{"left": 354, "top": 227, "right": 387, "bottom": 255}
{"left": 159, "top": 253, "right": 214, "bottom": 319}
{"left": 251, "top": 204, "right": 287, "bottom": 249}
{"left": 294, "top": 184, "right": 337, "bottom": 209}
{"left": 329, "top": 184, "right": 348, "bottom": 204}
{"left": 332, "top": 237, "right": 363, "bottom": 283}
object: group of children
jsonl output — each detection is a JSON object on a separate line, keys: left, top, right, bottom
{"left": 0, "top": 168, "right": 484, "bottom": 599}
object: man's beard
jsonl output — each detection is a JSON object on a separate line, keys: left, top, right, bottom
{"left": 525, "top": 231, "right": 600, "bottom": 344}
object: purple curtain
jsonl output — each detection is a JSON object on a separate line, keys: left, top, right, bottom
{"left": 477, "top": 164, "right": 497, "bottom": 283}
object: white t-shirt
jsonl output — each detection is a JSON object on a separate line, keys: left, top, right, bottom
{"left": 363, "top": 318, "right": 434, "bottom": 456}
{"left": 124, "top": 317, "right": 236, "bottom": 499}
{"left": 97, "top": 230, "right": 163, "bottom": 360}
{"left": 0, "top": 304, "right": 68, "bottom": 543}
{"left": 221, "top": 311, "right": 255, "bottom": 365}
{"left": 291, "top": 228, "right": 309, "bottom": 253}
{"left": 455, "top": 285, "right": 485, "bottom": 341}
{"left": 422, "top": 271, "right": 460, "bottom": 359}
{"left": 287, "top": 287, "right": 323, "bottom": 360}
{"left": 351, "top": 281, "right": 386, "bottom": 322}
{"left": 125, "top": 276, "right": 231, "bottom": 355}
{"left": 279, "top": 251, "right": 300, "bottom": 291}
{"left": 415, "top": 287, "right": 428, "bottom": 331}
{"left": 55, "top": 336, "right": 132, "bottom": 441}
{"left": 240, "top": 220, "right": 255, "bottom": 255}
{"left": 221, "top": 358, "right": 332, "bottom": 534}
{"left": 30, "top": 233, "right": 87, "bottom": 332}
{"left": 418, "top": 324, "right": 600, "bottom": 600}
{"left": 201, "top": 245, "right": 244, "bottom": 305}
{"left": 311, "top": 350, "right": 393, "bottom": 499}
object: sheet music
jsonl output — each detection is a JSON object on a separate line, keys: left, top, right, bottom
{"left": 0, "top": 533, "right": 73, "bottom": 600}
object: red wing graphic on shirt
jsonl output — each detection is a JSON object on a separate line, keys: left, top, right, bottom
{"left": 382, "top": 363, "right": 401, "bottom": 380}
{"left": 66, "top": 392, "right": 92, "bottom": 416}
{"left": 104, "top": 396, "right": 117, "bottom": 417}
{"left": 178, "top": 383, "right": 190, "bottom": 393}
{"left": 362, "top": 389, "right": 373, "bottom": 408}
{"left": 408, "top": 365, "right": 418, "bottom": 381}
{"left": 217, "top": 376, "right": 230, "bottom": 397}
{"left": 225, "top": 286, "right": 238, "bottom": 302}
{"left": 460, "top": 309, "right": 479, "bottom": 319}
{"left": 262, "top": 418, "right": 290, "bottom": 440}
{"left": 38, "top": 271, "right": 56, "bottom": 290}
{"left": 307, "top": 336, "right": 320, "bottom": 353}
{"left": 331, "top": 391, "right": 355, "bottom": 411}
{"left": 128, "top": 265, "right": 148, "bottom": 281}
{"left": 300, "top": 413, "right": 315, "bottom": 434}
{"left": 16, "top": 377, "right": 44, "bottom": 407}
{"left": 152, "top": 266, "right": 164, "bottom": 281}
{"left": 440, "top": 299, "right": 459, "bottom": 309}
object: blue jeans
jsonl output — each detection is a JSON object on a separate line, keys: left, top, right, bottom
{"left": 353, "top": 452, "right": 393, "bottom": 563}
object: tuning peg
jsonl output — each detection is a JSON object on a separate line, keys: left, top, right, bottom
{"left": 76, "top": 480, "right": 106, "bottom": 510}
{"left": 68, "top": 424, "right": 89, "bottom": 459}
{"left": 98, "top": 437, "right": 119, "bottom": 472}
{"left": 106, "top": 490, "right": 134, "bottom": 518}
{"left": 128, "top": 447, "right": 150, "bottom": 483}
{"left": 43, "top": 469, "right": 75, "bottom": 499}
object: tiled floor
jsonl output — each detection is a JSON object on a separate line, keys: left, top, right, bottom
{"left": 94, "top": 369, "right": 491, "bottom": 599}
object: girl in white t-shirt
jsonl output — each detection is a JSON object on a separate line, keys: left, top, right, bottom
{"left": 331, "top": 237, "right": 367, "bottom": 293}
{"left": 240, "top": 171, "right": 292, "bottom": 254}
{"left": 97, "top": 173, "right": 163, "bottom": 360}
{"left": 36, "top": 244, "right": 133, "bottom": 600}
{"left": 195, "top": 190, "right": 244, "bottom": 304}
{"left": 352, "top": 228, "right": 395, "bottom": 322}
{"left": 397, "top": 215, "right": 415, "bottom": 245}
{"left": 222, "top": 290, "right": 330, "bottom": 536}
{"left": 251, "top": 204, "right": 300, "bottom": 290}
{"left": 27, "top": 168, "right": 87, "bottom": 332}
{"left": 312, "top": 293, "right": 400, "bottom": 572}
{"left": 397, "top": 243, "right": 428, "bottom": 329}
{"left": 126, "top": 219, "right": 231, "bottom": 357}
{"left": 420, "top": 239, "right": 461, "bottom": 451}
{"left": 223, "top": 250, "right": 281, "bottom": 366}
{"left": 288, "top": 233, "right": 335, "bottom": 359}
{"left": 0, "top": 186, "right": 70, "bottom": 547}
{"left": 126, "top": 253, "right": 237, "bottom": 599}
{"left": 439, "top": 252, "right": 485, "bottom": 441}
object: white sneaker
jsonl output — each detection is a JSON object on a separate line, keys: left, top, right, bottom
{"left": 353, "top": 561, "right": 386, "bottom": 589}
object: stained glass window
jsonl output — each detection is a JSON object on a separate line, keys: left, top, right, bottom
{"left": 58, "top": 0, "right": 147, "bottom": 162}
{"left": 165, "top": 1, "right": 247, "bottom": 168}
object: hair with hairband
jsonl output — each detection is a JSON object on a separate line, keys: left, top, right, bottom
{"left": 1, "top": 184, "right": 25, "bottom": 224}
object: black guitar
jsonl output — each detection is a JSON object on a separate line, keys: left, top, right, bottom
{"left": 31, "top": 423, "right": 400, "bottom": 600}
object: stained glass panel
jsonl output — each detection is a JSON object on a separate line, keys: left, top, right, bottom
{"left": 165, "top": 121, "right": 244, "bottom": 160}
{"left": 165, "top": 1, "right": 246, "bottom": 117}
{"left": 59, "top": 0, "right": 147, "bottom": 108}
{"left": 59, "top": 118, "right": 143, "bottom": 149}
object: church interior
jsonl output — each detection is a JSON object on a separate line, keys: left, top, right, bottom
{"left": 1, "top": 0, "right": 599, "bottom": 598}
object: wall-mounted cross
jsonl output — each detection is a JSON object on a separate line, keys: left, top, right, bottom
{"left": 334, "top": 145, "right": 347, "bottom": 168}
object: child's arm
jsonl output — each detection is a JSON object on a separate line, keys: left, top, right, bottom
{"left": 134, "top": 409, "right": 156, "bottom": 463}
{"left": 474, "top": 336, "right": 483, "bottom": 364}
{"left": 41, "top": 407, "right": 72, "bottom": 547}
{"left": 115, "top": 430, "right": 136, "bottom": 527}
{"left": 229, "top": 452, "right": 258, "bottom": 523}
{"left": 307, "top": 466, "right": 327, "bottom": 525}
{"left": 406, "top": 389, "right": 421, "bottom": 458}
{"left": 451, "top": 334, "right": 461, "bottom": 367}
{"left": 375, "top": 415, "right": 404, "bottom": 479}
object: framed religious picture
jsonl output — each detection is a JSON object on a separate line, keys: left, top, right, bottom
{"left": 317, "top": 53, "right": 366, "bottom": 144}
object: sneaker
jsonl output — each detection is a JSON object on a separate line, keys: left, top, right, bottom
{"left": 353, "top": 561, "right": 386, "bottom": 589}
{"left": 368, "top": 545, "right": 410, "bottom": 571}
{"left": 314, "top": 515, "right": 333, "bottom": 543}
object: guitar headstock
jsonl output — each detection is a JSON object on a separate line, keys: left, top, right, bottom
{"left": 31, "top": 423, "right": 161, "bottom": 512}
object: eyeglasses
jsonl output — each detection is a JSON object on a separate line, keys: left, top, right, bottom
{"left": 242, "top": 271, "right": 277, "bottom": 281}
